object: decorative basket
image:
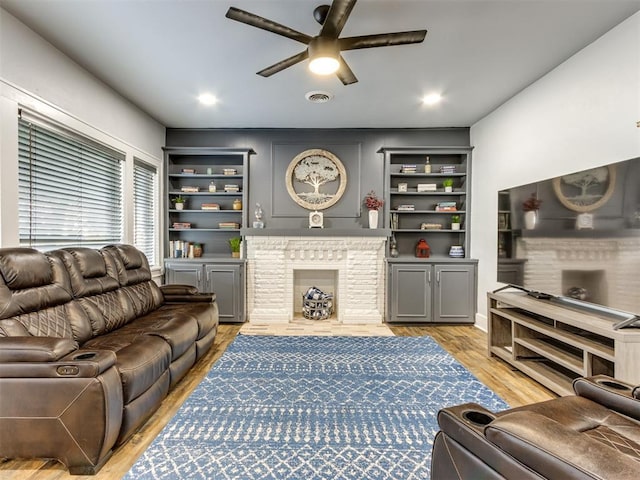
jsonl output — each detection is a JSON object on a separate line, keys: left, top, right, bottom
{"left": 302, "top": 287, "right": 334, "bottom": 320}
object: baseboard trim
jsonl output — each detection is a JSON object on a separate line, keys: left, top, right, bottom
{"left": 474, "top": 312, "right": 487, "bottom": 333}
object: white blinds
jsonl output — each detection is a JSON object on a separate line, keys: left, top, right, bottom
{"left": 18, "top": 116, "right": 124, "bottom": 250}
{"left": 133, "top": 159, "right": 157, "bottom": 265}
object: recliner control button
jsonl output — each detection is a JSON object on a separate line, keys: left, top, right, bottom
{"left": 57, "top": 365, "right": 79, "bottom": 376}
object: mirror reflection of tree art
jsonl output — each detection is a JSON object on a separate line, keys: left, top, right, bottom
{"left": 552, "top": 165, "right": 616, "bottom": 212}
{"left": 285, "top": 149, "right": 347, "bottom": 210}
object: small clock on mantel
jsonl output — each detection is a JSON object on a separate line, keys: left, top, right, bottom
{"left": 309, "top": 211, "right": 324, "bottom": 228}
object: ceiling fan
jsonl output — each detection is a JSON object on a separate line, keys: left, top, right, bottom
{"left": 225, "top": 0, "right": 427, "bottom": 85}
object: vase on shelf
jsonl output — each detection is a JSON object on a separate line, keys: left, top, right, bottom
{"left": 175, "top": 202, "right": 184, "bottom": 211}
{"left": 368, "top": 209, "right": 379, "bottom": 229}
{"left": 524, "top": 210, "right": 537, "bottom": 230}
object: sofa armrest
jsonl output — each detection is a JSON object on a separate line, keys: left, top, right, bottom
{"left": 160, "top": 284, "right": 216, "bottom": 304}
{"left": 573, "top": 375, "right": 640, "bottom": 421}
{"left": 160, "top": 284, "right": 199, "bottom": 296}
{"left": 0, "top": 341, "right": 116, "bottom": 378}
{"left": 434, "top": 403, "right": 542, "bottom": 480}
{"left": 0, "top": 336, "right": 78, "bottom": 362}
{"left": 486, "top": 411, "right": 640, "bottom": 480}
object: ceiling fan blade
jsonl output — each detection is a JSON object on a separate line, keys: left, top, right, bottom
{"left": 320, "top": 0, "right": 357, "bottom": 38}
{"left": 339, "top": 30, "right": 427, "bottom": 51}
{"left": 226, "top": 7, "right": 311, "bottom": 45}
{"left": 257, "top": 50, "right": 309, "bottom": 77}
{"left": 336, "top": 55, "right": 358, "bottom": 85}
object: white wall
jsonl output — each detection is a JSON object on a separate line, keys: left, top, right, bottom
{"left": 470, "top": 12, "right": 640, "bottom": 330}
{"left": 0, "top": 9, "right": 165, "bottom": 262}
{"left": 0, "top": 9, "right": 164, "bottom": 156}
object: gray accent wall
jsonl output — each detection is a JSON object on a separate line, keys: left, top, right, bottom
{"left": 166, "top": 128, "right": 470, "bottom": 229}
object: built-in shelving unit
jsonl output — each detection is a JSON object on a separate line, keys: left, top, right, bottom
{"left": 488, "top": 291, "right": 640, "bottom": 396}
{"left": 164, "top": 147, "right": 252, "bottom": 258}
{"left": 380, "top": 146, "right": 477, "bottom": 324}
{"left": 163, "top": 146, "right": 254, "bottom": 323}
{"left": 380, "top": 146, "right": 472, "bottom": 258}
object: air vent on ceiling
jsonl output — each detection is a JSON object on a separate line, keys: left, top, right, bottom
{"left": 305, "top": 91, "right": 333, "bottom": 103}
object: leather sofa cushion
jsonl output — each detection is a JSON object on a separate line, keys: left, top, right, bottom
{"left": 102, "top": 245, "right": 152, "bottom": 287}
{"left": 486, "top": 410, "right": 640, "bottom": 480}
{"left": 115, "top": 310, "right": 199, "bottom": 361}
{"left": 0, "top": 252, "right": 73, "bottom": 319}
{"left": 0, "top": 248, "right": 52, "bottom": 289}
{"left": 75, "top": 290, "right": 132, "bottom": 341}
{"left": 158, "top": 303, "right": 218, "bottom": 340}
{"left": 50, "top": 249, "right": 120, "bottom": 298}
{"left": 83, "top": 333, "right": 171, "bottom": 403}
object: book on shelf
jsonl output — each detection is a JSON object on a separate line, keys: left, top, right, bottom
{"left": 435, "top": 206, "right": 458, "bottom": 211}
{"left": 223, "top": 168, "right": 237, "bottom": 175}
{"left": 218, "top": 222, "right": 240, "bottom": 229}
{"left": 400, "top": 164, "right": 417, "bottom": 173}
{"left": 172, "top": 222, "right": 192, "bottom": 229}
{"left": 181, "top": 168, "right": 195, "bottom": 174}
{"left": 396, "top": 204, "right": 415, "bottom": 211}
{"left": 180, "top": 186, "right": 199, "bottom": 192}
{"left": 169, "top": 240, "right": 197, "bottom": 258}
{"left": 224, "top": 184, "right": 240, "bottom": 192}
{"left": 201, "top": 203, "right": 220, "bottom": 210}
{"left": 435, "top": 201, "right": 457, "bottom": 212}
{"left": 439, "top": 165, "right": 457, "bottom": 174}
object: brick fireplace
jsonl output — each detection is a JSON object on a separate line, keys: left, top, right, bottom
{"left": 245, "top": 235, "right": 387, "bottom": 324}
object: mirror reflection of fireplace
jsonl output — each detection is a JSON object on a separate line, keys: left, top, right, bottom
{"left": 562, "top": 270, "right": 607, "bottom": 305}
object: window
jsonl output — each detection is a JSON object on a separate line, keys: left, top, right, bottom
{"left": 18, "top": 116, "right": 124, "bottom": 251}
{"left": 133, "top": 159, "right": 158, "bottom": 265}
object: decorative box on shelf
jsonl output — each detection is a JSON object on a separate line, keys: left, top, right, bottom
{"left": 417, "top": 183, "right": 437, "bottom": 192}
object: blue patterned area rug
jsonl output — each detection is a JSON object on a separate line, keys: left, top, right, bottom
{"left": 125, "top": 335, "right": 508, "bottom": 480}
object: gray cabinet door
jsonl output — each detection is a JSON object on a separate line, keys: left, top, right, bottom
{"left": 433, "top": 264, "right": 476, "bottom": 323}
{"left": 389, "top": 264, "right": 432, "bottom": 322}
{"left": 205, "top": 264, "right": 244, "bottom": 323}
{"left": 165, "top": 263, "right": 203, "bottom": 290}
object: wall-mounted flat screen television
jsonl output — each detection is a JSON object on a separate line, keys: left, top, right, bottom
{"left": 497, "top": 157, "right": 640, "bottom": 327}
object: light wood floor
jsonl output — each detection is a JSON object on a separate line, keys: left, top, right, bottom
{"left": 0, "top": 323, "right": 556, "bottom": 479}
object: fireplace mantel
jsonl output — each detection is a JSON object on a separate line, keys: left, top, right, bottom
{"left": 241, "top": 228, "right": 391, "bottom": 237}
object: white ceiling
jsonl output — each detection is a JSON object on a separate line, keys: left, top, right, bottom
{"left": 2, "top": 0, "right": 639, "bottom": 129}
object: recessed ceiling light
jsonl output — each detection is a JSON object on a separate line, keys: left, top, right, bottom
{"left": 422, "top": 93, "right": 442, "bottom": 106}
{"left": 198, "top": 93, "right": 218, "bottom": 106}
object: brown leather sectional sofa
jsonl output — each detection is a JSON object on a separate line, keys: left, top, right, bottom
{"left": 431, "top": 375, "right": 640, "bottom": 479}
{"left": 0, "top": 244, "right": 218, "bottom": 474}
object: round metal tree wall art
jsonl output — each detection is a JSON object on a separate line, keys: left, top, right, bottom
{"left": 286, "top": 149, "right": 347, "bottom": 210}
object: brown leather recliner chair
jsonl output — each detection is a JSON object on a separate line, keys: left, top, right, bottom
{"left": 431, "top": 375, "right": 640, "bottom": 479}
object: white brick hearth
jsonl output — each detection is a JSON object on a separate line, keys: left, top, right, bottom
{"left": 245, "top": 236, "right": 387, "bottom": 324}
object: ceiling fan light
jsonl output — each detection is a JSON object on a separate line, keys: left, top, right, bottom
{"left": 309, "top": 56, "right": 340, "bottom": 75}
{"left": 422, "top": 93, "right": 442, "bottom": 106}
{"left": 198, "top": 93, "right": 218, "bottom": 105}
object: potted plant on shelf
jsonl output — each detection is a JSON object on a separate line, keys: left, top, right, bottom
{"left": 364, "top": 190, "right": 384, "bottom": 229}
{"left": 442, "top": 178, "right": 454, "bottom": 192}
{"left": 228, "top": 237, "right": 241, "bottom": 258}
{"left": 174, "top": 195, "right": 186, "bottom": 210}
{"left": 522, "top": 193, "right": 543, "bottom": 230}
{"left": 451, "top": 214, "right": 461, "bottom": 230}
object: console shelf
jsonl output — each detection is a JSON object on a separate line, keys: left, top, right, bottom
{"left": 488, "top": 291, "right": 640, "bottom": 396}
